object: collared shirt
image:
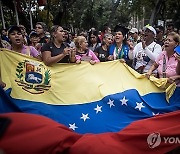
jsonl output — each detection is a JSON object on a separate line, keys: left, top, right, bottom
{"left": 156, "top": 51, "right": 178, "bottom": 78}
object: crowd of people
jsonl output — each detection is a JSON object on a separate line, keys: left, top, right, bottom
{"left": 0, "top": 22, "right": 180, "bottom": 88}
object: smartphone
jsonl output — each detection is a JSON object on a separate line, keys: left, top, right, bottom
{"left": 0, "top": 117, "right": 11, "bottom": 138}
{"left": 174, "top": 45, "right": 180, "bottom": 56}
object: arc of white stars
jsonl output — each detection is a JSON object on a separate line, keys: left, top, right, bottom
{"left": 120, "top": 96, "right": 128, "bottom": 106}
{"left": 135, "top": 102, "right": 145, "bottom": 111}
{"left": 107, "top": 99, "right": 115, "bottom": 108}
{"left": 94, "top": 105, "right": 102, "bottom": 114}
{"left": 80, "top": 113, "right": 90, "bottom": 122}
{"left": 69, "top": 123, "right": 78, "bottom": 131}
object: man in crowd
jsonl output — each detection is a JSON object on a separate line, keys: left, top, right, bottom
{"left": 129, "top": 27, "right": 139, "bottom": 46}
{"left": 133, "top": 25, "right": 162, "bottom": 74}
{"left": 155, "top": 25, "right": 165, "bottom": 47}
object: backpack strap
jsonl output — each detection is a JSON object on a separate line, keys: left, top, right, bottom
{"left": 152, "top": 43, "right": 157, "bottom": 53}
{"left": 162, "top": 55, "right": 166, "bottom": 78}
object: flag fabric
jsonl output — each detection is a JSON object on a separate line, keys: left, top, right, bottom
{"left": 0, "top": 111, "right": 179, "bottom": 154}
{"left": 0, "top": 49, "right": 180, "bottom": 153}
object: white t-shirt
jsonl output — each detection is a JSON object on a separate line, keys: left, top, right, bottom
{"left": 133, "top": 41, "right": 162, "bottom": 73}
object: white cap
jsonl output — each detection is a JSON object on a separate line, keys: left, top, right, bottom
{"left": 130, "top": 28, "right": 138, "bottom": 34}
{"left": 144, "top": 25, "right": 156, "bottom": 36}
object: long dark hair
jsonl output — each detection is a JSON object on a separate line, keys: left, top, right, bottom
{"left": 88, "top": 29, "right": 101, "bottom": 47}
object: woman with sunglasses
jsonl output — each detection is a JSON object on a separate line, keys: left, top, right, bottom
{"left": 41, "top": 25, "right": 76, "bottom": 66}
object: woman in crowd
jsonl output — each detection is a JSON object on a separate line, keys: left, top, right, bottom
{"left": 0, "top": 26, "right": 41, "bottom": 88}
{"left": 75, "top": 36, "right": 100, "bottom": 65}
{"left": 146, "top": 32, "right": 180, "bottom": 86}
{"left": 108, "top": 25, "right": 132, "bottom": 66}
{"left": 7, "top": 26, "right": 41, "bottom": 60}
{"left": 94, "top": 33, "right": 113, "bottom": 62}
{"left": 41, "top": 25, "right": 76, "bottom": 66}
{"left": 88, "top": 29, "right": 101, "bottom": 52}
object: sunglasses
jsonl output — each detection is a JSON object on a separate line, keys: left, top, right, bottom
{"left": 36, "top": 27, "right": 43, "bottom": 29}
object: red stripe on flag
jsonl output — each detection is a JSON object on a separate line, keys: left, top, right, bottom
{"left": 0, "top": 111, "right": 179, "bottom": 154}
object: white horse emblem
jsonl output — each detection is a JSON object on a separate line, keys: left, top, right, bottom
{"left": 27, "top": 74, "right": 42, "bottom": 83}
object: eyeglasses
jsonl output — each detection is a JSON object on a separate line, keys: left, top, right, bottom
{"left": 90, "top": 36, "right": 96, "bottom": 39}
{"left": 36, "top": 27, "right": 43, "bottom": 29}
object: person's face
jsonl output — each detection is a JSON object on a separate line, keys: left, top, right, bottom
{"left": 9, "top": 30, "right": 23, "bottom": 45}
{"left": 19, "top": 26, "right": 26, "bottom": 35}
{"left": 2, "top": 30, "right": 7, "bottom": 36}
{"left": 106, "top": 27, "right": 111, "bottom": 34}
{"left": 156, "top": 28, "right": 163, "bottom": 39}
{"left": 54, "top": 26, "right": 64, "bottom": 42}
{"left": 69, "top": 33, "right": 73, "bottom": 41}
{"left": 164, "top": 35, "right": 178, "bottom": 52}
{"left": 104, "top": 35, "right": 113, "bottom": 46}
{"left": 90, "top": 34, "right": 97, "bottom": 43}
{"left": 63, "top": 31, "right": 69, "bottom": 41}
{"left": 166, "top": 26, "right": 173, "bottom": 34}
{"left": 144, "top": 29, "right": 154, "bottom": 41}
{"left": 80, "top": 38, "right": 88, "bottom": 50}
{"left": 35, "top": 24, "right": 44, "bottom": 35}
{"left": 114, "top": 31, "right": 124, "bottom": 43}
{"left": 30, "top": 36, "right": 40, "bottom": 44}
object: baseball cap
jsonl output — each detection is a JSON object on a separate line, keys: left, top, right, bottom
{"left": 130, "top": 28, "right": 138, "bottom": 34}
{"left": 144, "top": 25, "right": 156, "bottom": 35}
{"left": 29, "top": 31, "right": 39, "bottom": 38}
{"left": 8, "top": 25, "right": 22, "bottom": 35}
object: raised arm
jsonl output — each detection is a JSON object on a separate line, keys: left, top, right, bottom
{"left": 144, "top": 44, "right": 162, "bottom": 61}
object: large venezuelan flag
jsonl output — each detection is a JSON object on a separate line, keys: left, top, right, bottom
{"left": 0, "top": 49, "right": 180, "bottom": 153}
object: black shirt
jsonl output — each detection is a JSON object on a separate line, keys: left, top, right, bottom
{"left": 39, "top": 36, "right": 48, "bottom": 44}
{"left": 41, "top": 42, "right": 70, "bottom": 63}
{"left": 94, "top": 46, "right": 109, "bottom": 62}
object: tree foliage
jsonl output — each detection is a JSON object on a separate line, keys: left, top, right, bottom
{"left": 0, "top": 0, "right": 180, "bottom": 31}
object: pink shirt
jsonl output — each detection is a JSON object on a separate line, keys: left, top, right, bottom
{"left": 8, "top": 45, "right": 39, "bottom": 58}
{"left": 155, "top": 51, "right": 178, "bottom": 78}
{"left": 75, "top": 50, "right": 100, "bottom": 63}
{"left": 156, "top": 51, "right": 180, "bottom": 86}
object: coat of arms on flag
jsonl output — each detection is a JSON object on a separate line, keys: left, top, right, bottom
{"left": 15, "top": 60, "right": 51, "bottom": 94}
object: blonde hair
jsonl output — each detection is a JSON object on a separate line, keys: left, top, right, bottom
{"left": 74, "top": 36, "right": 86, "bottom": 49}
{"left": 168, "top": 32, "right": 180, "bottom": 44}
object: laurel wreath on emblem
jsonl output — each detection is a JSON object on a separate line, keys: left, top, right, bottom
{"left": 15, "top": 60, "right": 51, "bottom": 94}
